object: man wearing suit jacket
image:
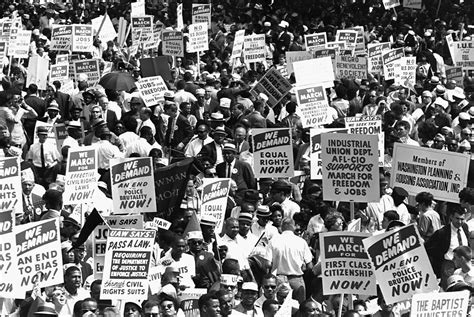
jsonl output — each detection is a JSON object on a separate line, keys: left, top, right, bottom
{"left": 233, "top": 126, "right": 250, "bottom": 156}
{"left": 165, "top": 102, "right": 194, "bottom": 156}
{"left": 97, "top": 94, "right": 119, "bottom": 132}
{"left": 21, "top": 168, "right": 45, "bottom": 224}
{"left": 216, "top": 143, "right": 256, "bottom": 193}
{"left": 425, "top": 203, "right": 471, "bottom": 290}
{"left": 52, "top": 81, "right": 72, "bottom": 120}
{"left": 38, "top": 101, "right": 65, "bottom": 125}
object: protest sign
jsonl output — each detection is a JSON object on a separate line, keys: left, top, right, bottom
{"left": 390, "top": 143, "right": 470, "bottom": 203}
{"left": 250, "top": 67, "right": 292, "bottom": 108}
{"left": 0, "top": 212, "right": 17, "bottom": 297}
{"left": 326, "top": 41, "right": 346, "bottom": 50}
{"left": 13, "top": 30, "right": 31, "bottom": 58}
{"left": 72, "top": 25, "right": 93, "bottom": 52}
{"left": 54, "top": 123, "right": 68, "bottom": 151}
{"left": 93, "top": 215, "right": 143, "bottom": 279}
{"left": 345, "top": 115, "right": 384, "bottom": 166}
{"left": 56, "top": 54, "right": 69, "bottom": 65}
{"left": 340, "top": 48, "right": 355, "bottom": 57}
{"left": 7, "top": 18, "right": 20, "bottom": 56}
{"left": 136, "top": 76, "right": 168, "bottom": 107}
{"left": 143, "top": 21, "right": 163, "bottom": 50}
{"left": 347, "top": 26, "right": 366, "bottom": 55}
{"left": 311, "top": 47, "right": 337, "bottom": 60}
{"left": 26, "top": 55, "right": 49, "bottom": 90}
{"left": 411, "top": 291, "right": 469, "bottom": 317}
{"left": 192, "top": 4, "right": 211, "bottom": 26}
{"left": 74, "top": 59, "right": 100, "bottom": 87}
{"left": 144, "top": 217, "right": 171, "bottom": 231}
{"left": 403, "top": 0, "right": 422, "bottom": 9}
{"left": 335, "top": 55, "right": 367, "bottom": 80}
{"left": 140, "top": 56, "right": 172, "bottom": 81}
{"left": 382, "top": 48, "right": 405, "bottom": 80}
{"left": 305, "top": 33, "right": 327, "bottom": 51}
{"left": 131, "top": 1, "right": 145, "bottom": 17}
{"left": 445, "top": 66, "right": 463, "bottom": 86}
{"left": 0, "top": 157, "right": 22, "bottom": 215}
{"left": 383, "top": 0, "right": 400, "bottom": 9}
{"left": 91, "top": 14, "right": 117, "bottom": 47}
{"left": 0, "top": 20, "right": 11, "bottom": 42}
{"left": 63, "top": 146, "right": 98, "bottom": 205}
{"left": 0, "top": 42, "right": 6, "bottom": 70}
{"left": 231, "top": 30, "right": 245, "bottom": 61}
{"left": 188, "top": 22, "right": 209, "bottom": 53}
{"left": 252, "top": 128, "right": 294, "bottom": 178}
{"left": 452, "top": 41, "right": 474, "bottom": 68}
{"left": 148, "top": 264, "right": 166, "bottom": 294}
{"left": 310, "top": 128, "right": 347, "bottom": 180}
{"left": 335, "top": 30, "right": 358, "bottom": 49}
{"left": 243, "top": 34, "right": 266, "bottom": 64}
{"left": 394, "top": 57, "right": 416, "bottom": 88}
{"left": 180, "top": 289, "right": 208, "bottom": 317}
{"left": 131, "top": 16, "right": 153, "bottom": 44}
{"left": 177, "top": 4, "right": 184, "bottom": 31}
{"left": 162, "top": 30, "right": 184, "bottom": 57}
{"left": 110, "top": 157, "right": 156, "bottom": 214}
{"left": 295, "top": 83, "right": 330, "bottom": 128}
{"left": 285, "top": 51, "right": 313, "bottom": 75}
{"left": 12, "top": 218, "right": 63, "bottom": 298}
{"left": 363, "top": 224, "right": 438, "bottom": 305}
{"left": 49, "top": 64, "right": 69, "bottom": 86}
{"left": 101, "top": 229, "right": 155, "bottom": 300}
{"left": 321, "top": 133, "right": 379, "bottom": 202}
{"left": 320, "top": 232, "right": 376, "bottom": 296}
{"left": 155, "top": 158, "right": 193, "bottom": 217}
{"left": 293, "top": 56, "right": 335, "bottom": 88}
{"left": 200, "top": 178, "right": 231, "bottom": 233}
{"left": 367, "top": 42, "right": 391, "bottom": 74}
{"left": 51, "top": 25, "right": 73, "bottom": 51}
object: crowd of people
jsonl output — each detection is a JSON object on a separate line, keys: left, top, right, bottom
{"left": 2, "top": 0, "right": 474, "bottom": 316}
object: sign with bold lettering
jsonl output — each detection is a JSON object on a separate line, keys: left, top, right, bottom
{"left": 63, "top": 146, "right": 98, "bottom": 205}
{"left": 295, "top": 84, "right": 330, "bottom": 128}
{"left": 0, "top": 157, "right": 22, "bottom": 215}
{"left": 345, "top": 116, "right": 384, "bottom": 166}
{"left": 382, "top": 48, "right": 405, "bottom": 80}
{"left": 188, "top": 23, "right": 209, "bottom": 53}
{"left": 310, "top": 128, "right": 347, "bottom": 180}
{"left": 243, "top": 34, "right": 266, "bottom": 63}
{"left": 383, "top": 0, "right": 400, "bottom": 9}
{"left": 72, "top": 25, "right": 93, "bottom": 52}
{"left": 335, "top": 55, "right": 367, "bottom": 80}
{"left": 49, "top": 64, "right": 69, "bottom": 86}
{"left": 74, "top": 59, "right": 100, "bottom": 87}
{"left": 305, "top": 33, "right": 327, "bottom": 51}
{"left": 191, "top": 4, "right": 211, "bottom": 27}
{"left": 162, "top": 30, "right": 184, "bottom": 57}
{"left": 200, "top": 178, "right": 231, "bottom": 233}
{"left": 136, "top": 76, "right": 168, "bottom": 107}
{"left": 367, "top": 42, "right": 391, "bottom": 74}
{"left": 411, "top": 291, "right": 469, "bottom": 317}
{"left": 250, "top": 68, "right": 292, "bottom": 108}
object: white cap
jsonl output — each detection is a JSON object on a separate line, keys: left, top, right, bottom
{"left": 21, "top": 168, "right": 35, "bottom": 183}
{"left": 220, "top": 98, "right": 231, "bottom": 108}
{"left": 434, "top": 97, "right": 449, "bottom": 109}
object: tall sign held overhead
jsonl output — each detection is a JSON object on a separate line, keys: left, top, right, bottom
{"left": 187, "top": 23, "right": 209, "bottom": 53}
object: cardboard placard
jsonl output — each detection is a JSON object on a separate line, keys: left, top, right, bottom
{"left": 191, "top": 4, "right": 211, "bottom": 27}
{"left": 249, "top": 68, "right": 292, "bottom": 108}
{"left": 293, "top": 56, "right": 335, "bottom": 88}
{"left": 51, "top": 25, "right": 73, "bottom": 51}
{"left": 368, "top": 42, "right": 391, "bottom": 74}
{"left": 26, "top": 55, "right": 49, "bottom": 91}
{"left": 295, "top": 83, "right": 330, "bottom": 128}
{"left": 243, "top": 34, "right": 266, "bottom": 63}
{"left": 411, "top": 291, "right": 469, "bottom": 317}
{"left": 394, "top": 57, "right": 416, "bottom": 88}
{"left": 72, "top": 25, "right": 93, "bottom": 52}
{"left": 231, "top": 30, "right": 245, "bottom": 61}
{"left": 187, "top": 22, "right": 209, "bottom": 53}
{"left": 200, "top": 178, "right": 231, "bottom": 234}
{"left": 382, "top": 48, "right": 405, "bottom": 80}
{"left": 383, "top": 0, "right": 400, "bottom": 9}
{"left": 74, "top": 59, "right": 100, "bottom": 87}
{"left": 310, "top": 128, "right": 347, "bottom": 180}
{"left": 285, "top": 51, "right": 313, "bottom": 75}
{"left": 63, "top": 146, "right": 98, "bottom": 205}
{"left": 136, "top": 75, "right": 168, "bottom": 107}
{"left": 305, "top": 33, "right": 327, "bottom": 51}
{"left": 162, "top": 30, "right": 184, "bottom": 57}
{"left": 49, "top": 64, "right": 69, "bottom": 86}
{"left": 345, "top": 115, "right": 384, "bottom": 167}
{"left": 403, "top": 0, "right": 422, "bottom": 9}
{"left": 452, "top": 41, "right": 474, "bottom": 68}
{"left": 0, "top": 157, "right": 23, "bottom": 215}
{"left": 335, "top": 55, "right": 367, "bottom": 80}
{"left": 13, "top": 30, "right": 31, "bottom": 58}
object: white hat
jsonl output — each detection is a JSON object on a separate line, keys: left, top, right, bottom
{"left": 78, "top": 73, "right": 88, "bottom": 82}
{"left": 259, "top": 93, "right": 269, "bottom": 102}
{"left": 220, "top": 98, "right": 231, "bottom": 108}
{"left": 453, "top": 87, "right": 466, "bottom": 100}
{"left": 187, "top": 231, "right": 204, "bottom": 240}
{"left": 279, "top": 21, "right": 289, "bottom": 28}
{"left": 434, "top": 97, "right": 449, "bottom": 109}
{"left": 242, "top": 282, "right": 259, "bottom": 292}
{"left": 220, "top": 274, "right": 239, "bottom": 286}
{"left": 21, "top": 168, "right": 35, "bottom": 183}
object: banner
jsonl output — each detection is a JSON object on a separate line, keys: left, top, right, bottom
{"left": 285, "top": 51, "right": 313, "bottom": 75}
{"left": 12, "top": 219, "right": 63, "bottom": 298}
{"left": 335, "top": 30, "right": 358, "bottom": 49}
{"left": 321, "top": 133, "right": 379, "bottom": 202}
{"left": 0, "top": 157, "right": 22, "bottom": 215}
{"left": 403, "top": 0, "right": 422, "bottom": 9}
{"left": 394, "top": 57, "right": 416, "bottom": 88}
{"left": 335, "top": 55, "right": 367, "bottom": 80}
{"left": 311, "top": 47, "right": 337, "bottom": 60}
{"left": 26, "top": 55, "right": 49, "bottom": 90}
{"left": 295, "top": 84, "right": 330, "bottom": 128}
{"left": 445, "top": 66, "right": 463, "bottom": 87}
{"left": 144, "top": 217, "right": 171, "bottom": 231}
{"left": 180, "top": 289, "right": 208, "bottom": 317}
{"left": 130, "top": 1, "right": 145, "bottom": 17}
{"left": 49, "top": 64, "right": 69, "bottom": 86}
{"left": 452, "top": 41, "right": 474, "bottom": 68}
{"left": 383, "top": 0, "right": 400, "bottom": 9}
{"left": 243, "top": 34, "right": 266, "bottom": 64}
{"left": 382, "top": 48, "right": 405, "bottom": 80}
{"left": 191, "top": 4, "right": 211, "bottom": 27}
{"left": 363, "top": 224, "right": 438, "bottom": 305}
{"left": 148, "top": 264, "right": 166, "bottom": 294}
{"left": 320, "top": 232, "right": 376, "bottom": 296}
{"left": 110, "top": 157, "right": 156, "bottom": 214}
{"left": 93, "top": 215, "right": 143, "bottom": 279}
{"left": 411, "top": 291, "right": 469, "bottom": 317}
{"left": 13, "top": 30, "right": 31, "bottom": 58}
{"left": 187, "top": 22, "right": 209, "bottom": 53}
{"left": 155, "top": 158, "right": 193, "bottom": 218}
{"left": 63, "top": 146, "right": 98, "bottom": 205}
{"left": 136, "top": 76, "right": 168, "bottom": 107}
{"left": 310, "top": 128, "right": 347, "bottom": 180}
{"left": 200, "top": 178, "right": 231, "bottom": 234}
{"left": 72, "top": 25, "right": 93, "bottom": 52}
{"left": 345, "top": 115, "right": 384, "bottom": 166}
{"left": 0, "top": 41, "right": 6, "bottom": 70}
{"left": 231, "top": 30, "right": 245, "bottom": 61}
{"left": 101, "top": 229, "right": 155, "bottom": 300}
{"left": 347, "top": 26, "right": 366, "bottom": 55}
{"left": 54, "top": 123, "right": 68, "bottom": 151}
{"left": 293, "top": 56, "right": 335, "bottom": 88}
{"left": 390, "top": 143, "right": 470, "bottom": 203}
{"left": 305, "top": 33, "right": 327, "bottom": 51}
{"left": 162, "top": 30, "right": 184, "bottom": 57}
{"left": 252, "top": 128, "right": 294, "bottom": 178}
{"left": 250, "top": 68, "right": 292, "bottom": 108}
{"left": 367, "top": 42, "right": 391, "bottom": 74}
{"left": 74, "top": 59, "right": 100, "bottom": 87}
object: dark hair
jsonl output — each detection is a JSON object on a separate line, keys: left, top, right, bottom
{"left": 65, "top": 265, "right": 81, "bottom": 277}
{"left": 159, "top": 293, "right": 178, "bottom": 310}
{"left": 262, "top": 299, "right": 280, "bottom": 312}
{"left": 123, "top": 116, "right": 138, "bottom": 132}
{"left": 142, "top": 299, "right": 160, "bottom": 311}
{"left": 453, "top": 245, "right": 472, "bottom": 261}
{"left": 53, "top": 81, "right": 61, "bottom": 90}
{"left": 285, "top": 101, "right": 297, "bottom": 114}
{"left": 383, "top": 210, "right": 400, "bottom": 222}
{"left": 415, "top": 192, "right": 434, "bottom": 206}
{"left": 176, "top": 80, "right": 186, "bottom": 90}
{"left": 198, "top": 292, "right": 219, "bottom": 312}
{"left": 394, "top": 120, "right": 410, "bottom": 131}
{"left": 459, "top": 187, "right": 474, "bottom": 205}
{"left": 447, "top": 202, "right": 467, "bottom": 216}
{"left": 28, "top": 84, "right": 38, "bottom": 94}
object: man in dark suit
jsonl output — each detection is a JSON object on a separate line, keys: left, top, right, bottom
{"left": 425, "top": 203, "right": 471, "bottom": 290}
{"left": 37, "top": 101, "right": 65, "bottom": 125}
{"left": 216, "top": 143, "right": 256, "bottom": 194}
{"left": 52, "top": 81, "right": 72, "bottom": 120}
{"left": 165, "top": 102, "right": 193, "bottom": 157}
{"left": 21, "top": 168, "right": 45, "bottom": 224}
{"left": 24, "top": 84, "right": 47, "bottom": 143}
{"left": 96, "top": 93, "right": 118, "bottom": 132}
{"left": 233, "top": 125, "right": 250, "bottom": 156}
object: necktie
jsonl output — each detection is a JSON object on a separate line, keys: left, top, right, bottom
{"left": 40, "top": 144, "right": 45, "bottom": 168}
{"left": 27, "top": 195, "right": 32, "bottom": 207}
{"left": 458, "top": 229, "right": 463, "bottom": 246}
{"left": 227, "top": 164, "right": 232, "bottom": 178}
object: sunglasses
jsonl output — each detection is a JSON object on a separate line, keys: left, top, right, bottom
{"left": 145, "top": 314, "right": 159, "bottom": 317}
{"left": 161, "top": 304, "right": 174, "bottom": 310}
{"left": 263, "top": 285, "right": 277, "bottom": 289}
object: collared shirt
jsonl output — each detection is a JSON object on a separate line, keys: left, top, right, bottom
{"left": 184, "top": 136, "right": 213, "bottom": 158}
{"left": 445, "top": 223, "right": 469, "bottom": 260}
{"left": 395, "top": 203, "right": 411, "bottom": 225}
{"left": 64, "top": 287, "right": 89, "bottom": 313}
{"left": 233, "top": 303, "right": 262, "bottom": 317}
{"left": 95, "top": 140, "right": 123, "bottom": 169}
{"left": 158, "top": 250, "right": 196, "bottom": 289}
{"left": 218, "top": 234, "right": 250, "bottom": 269}
{"left": 269, "top": 231, "right": 312, "bottom": 276}
{"left": 27, "top": 142, "right": 61, "bottom": 168}
{"left": 280, "top": 197, "right": 300, "bottom": 219}
{"left": 137, "top": 118, "right": 156, "bottom": 136}
{"left": 125, "top": 138, "right": 153, "bottom": 157}
{"left": 119, "top": 131, "right": 141, "bottom": 149}
{"left": 236, "top": 233, "right": 258, "bottom": 258}
{"left": 250, "top": 221, "right": 279, "bottom": 242}
{"left": 418, "top": 208, "right": 442, "bottom": 241}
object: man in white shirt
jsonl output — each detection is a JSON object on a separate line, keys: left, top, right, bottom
{"left": 64, "top": 266, "right": 90, "bottom": 313}
{"left": 270, "top": 180, "right": 300, "bottom": 219}
{"left": 391, "top": 187, "right": 411, "bottom": 225}
{"left": 94, "top": 128, "right": 123, "bottom": 172}
{"left": 453, "top": 246, "right": 474, "bottom": 287}
{"left": 218, "top": 218, "right": 250, "bottom": 270}
{"left": 185, "top": 122, "right": 213, "bottom": 158}
{"left": 138, "top": 107, "right": 156, "bottom": 136}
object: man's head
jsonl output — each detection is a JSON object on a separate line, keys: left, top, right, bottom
{"left": 234, "top": 126, "right": 247, "bottom": 144}
{"left": 81, "top": 298, "right": 98, "bottom": 316}
{"left": 64, "top": 266, "right": 82, "bottom": 292}
{"left": 180, "top": 102, "right": 192, "bottom": 116}
{"left": 459, "top": 187, "right": 474, "bottom": 213}
{"left": 240, "top": 282, "right": 258, "bottom": 309}
{"left": 262, "top": 299, "right": 280, "bottom": 317}
{"left": 394, "top": 120, "right": 410, "bottom": 139}
{"left": 42, "top": 189, "right": 63, "bottom": 211}
{"left": 449, "top": 203, "right": 467, "bottom": 229}
{"left": 171, "top": 236, "right": 186, "bottom": 258}
{"left": 90, "top": 279, "right": 101, "bottom": 301}
{"left": 382, "top": 210, "right": 400, "bottom": 230}
{"left": 197, "top": 122, "right": 210, "bottom": 140}
{"left": 415, "top": 192, "right": 433, "bottom": 212}
{"left": 37, "top": 126, "right": 49, "bottom": 143}
{"left": 200, "top": 215, "right": 217, "bottom": 239}
{"left": 238, "top": 213, "right": 253, "bottom": 237}
{"left": 139, "top": 107, "right": 152, "bottom": 122}
{"left": 129, "top": 97, "right": 145, "bottom": 114}
{"left": 261, "top": 274, "right": 278, "bottom": 299}
{"left": 270, "top": 180, "right": 292, "bottom": 203}
{"left": 224, "top": 218, "right": 239, "bottom": 239}
{"left": 453, "top": 245, "right": 472, "bottom": 269}
{"left": 216, "top": 290, "right": 234, "bottom": 317}
{"left": 256, "top": 205, "right": 271, "bottom": 226}
{"left": 142, "top": 300, "right": 160, "bottom": 317}
{"left": 391, "top": 187, "right": 408, "bottom": 206}
{"left": 299, "top": 300, "right": 319, "bottom": 317}
{"left": 222, "top": 143, "right": 237, "bottom": 164}
{"left": 199, "top": 293, "right": 221, "bottom": 317}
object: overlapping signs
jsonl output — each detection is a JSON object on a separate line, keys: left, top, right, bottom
{"left": 243, "top": 34, "right": 266, "bottom": 64}
{"left": 345, "top": 115, "right": 384, "bottom": 166}
{"left": 191, "top": 4, "right": 211, "bottom": 27}
{"left": 72, "top": 25, "right": 93, "bottom": 52}
{"left": 63, "top": 146, "right": 98, "bottom": 205}
{"left": 368, "top": 42, "right": 391, "bottom": 74}
{"left": 295, "top": 84, "right": 330, "bottom": 128}
{"left": 162, "top": 30, "right": 184, "bottom": 57}
{"left": 51, "top": 25, "right": 73, "bottom": 51}
{"left": 252, "top": 128, "right": 294, "bottom": 178}
{"left": 250, "top": 68, "right": 292, "bottom": 108}
{"left": 74, "top": 59, "right": 101, "bottom": 87}
{"left": 200, "top": 178, "right": 231, "bottom": 234}
{"left": 131, "top": 16, "right": 153, "bottom": 45}
{"left": 304, "top": 32, "right": 327, "bottom": 51}
{"left": 0, "top": 157, "right": 23, "bottom": 215}
{"left": 382, "top": 48, "right": 405, "bottom": 80}
{"left": 136, "top": 76, "right": 168, "bottom": 107}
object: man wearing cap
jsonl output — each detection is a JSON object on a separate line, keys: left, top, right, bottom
{"left": 21, "top": 168, "right": 45, "bottom": 223}
{"left": 216, "top": 143, "right": 256, "bottom": 193}
{"left": 38, "top": 100, "right": 64, "bottom": 125}
{"left": 200, "top": 125, "right": 228, "bottom": 166}
{"left": 453, "top": 112, "right": 471, "bottom": 139}
{"left": 232, "top": 282, "right": 260, "bottom": 316}
{"left": 26, "top": 126, "right": 61, "bottom": 188}
{"left": 187, "top": 229, "right": 220, "bottom": 289}
{"left": 251, "top": 205, "right": 279, "bottom": 242}
{"left": 270, "top": 180, "right": 300, "bottom": 219}
{"left": 237, "top": 212, "right": 258, "bottom": 257}
{"left": 218, "top": 98, "right": 232, "bottom": 119}
{"left": 201, "top": 215, "right": 218, "bottom": 253}
{"left": 61, "top": 121, "right": 82, "bottom": 150}
{"left": 158, "top": 235, "right": 196, "bottom": 289}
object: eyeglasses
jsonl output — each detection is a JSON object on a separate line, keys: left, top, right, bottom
{"left": 263, "top": 285, "right": 277, "bottom": 289}
{"left": 160, "top": 304, "right": 174, "bottom": 310}
{"left": 189, "top": 240, "right": 203, "bottom": 245}
{"left": 145, "top": 313, "right": 159, "bottom": 317}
